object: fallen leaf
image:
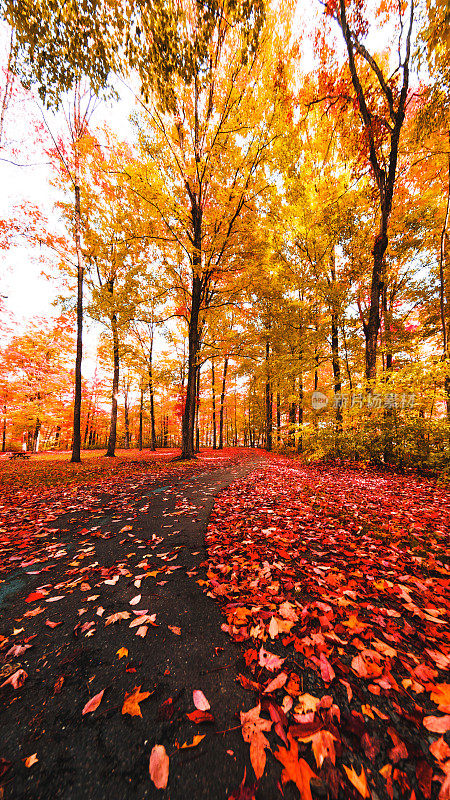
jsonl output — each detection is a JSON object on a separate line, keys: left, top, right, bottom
{"left": 0, "top": 669, "right": 27, "bottom": 689}
{"left": 275, "top": 733, "right": 316, "bottom": 800}
{"left": 122, "top": 686, "right": 150, "bottom": 717}
{"left": 149, "top": 744, "right": 169, "bottom": 789}
{"left": 186, "top": 709, "right": 215, "bottom": 723}
{"left": 423, "top": 715, "right": 450, "bottom": 733}
{"left": 105, "top": 611, "right": 131, "bottom": 626}
{"left": 240, "top": 703, "right": 272, "bottom": 780}
{"left": 168, "top": 626, "right": 181, "bottom": 635}
{"left": 23, "top": 753, "right": 38, "bottom": 768}
{"left": 193, "top": 689, "right": 210, "bottom": 711}
{"left": 343, "top": 764, "right": 370, "bottom": 798}
{"left": 117, "top": 648, "right": 128, "bottom": 659}
{"left": 181, "top": 735, "right": 206, "bottom": 748}
{"left": 82, "top": 689, "right": 105, "bottom": 715}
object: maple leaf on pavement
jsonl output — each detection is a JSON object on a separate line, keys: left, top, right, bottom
{"left": 122, "top": 686, "right": 150, "bottom": 717}
{"left": 105, "top": 611, "right": 131, "bottom": 626}
{"left": 240, "top": 703, "right": 272, "bottom": 780}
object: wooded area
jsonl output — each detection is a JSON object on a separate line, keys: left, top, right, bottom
{"left": 1, "top": 0, "right": 450, "bottom": 469}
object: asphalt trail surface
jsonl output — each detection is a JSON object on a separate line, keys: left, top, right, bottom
{"left": 0, "top": 455, "right": 267, "bottom": 800}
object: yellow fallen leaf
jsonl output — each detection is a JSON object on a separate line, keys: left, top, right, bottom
{"left": 117, "top": 648, "right": 128, "bottom": 659}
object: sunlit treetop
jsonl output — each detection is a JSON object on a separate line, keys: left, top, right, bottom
{"left": 0, "top": 0, "right": 265, "bottom": 109}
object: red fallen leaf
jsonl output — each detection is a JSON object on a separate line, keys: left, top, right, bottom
{"left": 45, "top": 620, "right": 62, "bottom": 628}
{"left": 388, "top": 742, "right": 408, "bottom": 763}
{"left": 311, "top": 730, "right": 337, "bottom": 768}
{"left": 159, "top": 698, "right": 174, "bottom": 721}
{"left": 25, "top": 591, "right": 46, "bottom": 603}
{"left": 439, "top": 773, "right": 450, "bottom": 800}
{"left": 319, "top": 654, "right": 335, "bottom": 684}
{"left": 258, "top": 646, "right": 285, "bottom": 672}
{"left": 186, "top": 710, "right": 215, "bottom": 723}
{"left": 423, "top": 715, "right": 450, "bottom": 733}
{"left": 0, "top": 668, "right": 27, "bottom": 688}
{"left": 264, "top": 672, "right": 288, "bottom": 693}
{"left": 149, "top": 744, "right": 169, "bottom": 789}
{"left": 274, "top": 733, "right": 317, "bottom": 800}
{"left": 193, "top": 690, "right": 210, "bottom": 711}
{"left": 342, "top": 764, "right": 370, "bottom": 798}
{"left": 0, "top": 757, "right": 11, "bottom": 779}
{"left": 82, "top": 689, "right": 105, "bottom": 715}
{"left": 361, "top": 732, "right": 380, "bottom": 761}
{"left": 54, "top": 676, "right": 64, "bottom": 694}
{"left": 289, "top": 719, "right": 324, "bottom": 739}
{"left": 244, "top": 649, "right": 257, "bottom": 666}
{"left": 237, "top": 674, "right": 262, "bottom": 692}
{"left": 416, "top": 759, "right": 432, "bottom": 799}
{"left": 228, "top": 768, "right": 257, "bottom": 800}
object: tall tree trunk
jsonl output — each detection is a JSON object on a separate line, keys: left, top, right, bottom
{"left": 124, "top": 382, "right": 130, "bottom": 449}
{"left": 338, "top": 0, "right": 413, "bottom": 382}
{"left": 211, "top": 359, "right": 217, "bottom": 449}
{"left": 276, "top": 392, "right": 281, "bottom": 446}
{"left": 440, "top": 132, "right": 450, "bottom": 417}
{"left": 219, "top": 357, "right": 228, "bottom": 449}
{"left": 2, "top": 404, "right": 6, "bottom": 452}
{"left": 106, "top": 306, "right": 119, "bottom": 457}
{"left": 148, "top": 337, "right": 157, "bottom": 450}
{"left": 329, "top": 252, "right": 342, "bottom": 426}
{"left": 71, "top": 178, "right": 83, "bottom": 463}
{"left": 298, "top": 371, "right": 303, "bottom": 454}
{"left": 181, "top": 274, "right": 201, "bottom": 459}
{"left": 138, "top": 386, "right": 144, "bottom": 451}
{"left": 265, "top": 339, "right": 272, "bottom": 451}
{"left": 195, "top": 363, "right": 201, "bottom": 453}
{"left": 34, "top": 418, "right": 41, "bottom": 452}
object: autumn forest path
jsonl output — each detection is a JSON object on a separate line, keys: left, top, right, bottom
{"left": 0, "top": 452, "right": 266, "bottom": 800}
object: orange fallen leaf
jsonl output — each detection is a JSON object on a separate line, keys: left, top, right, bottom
{"left": 122, "top": 686, "right": 150, "bottom": 717}
{"left": 23, "top": 753, "right": 38, "bottom": 768}
{"left": 82, "top": 689, "right": 105, "bottom": 715}
{"left": 105, "top": 611, "right": 131, "bottom": 626}
{"left": 429, "top": 736, "right": 450, "bottom": 763}
{"left": 423, "top": 715, "right": 450, "bottom": 733}
{"left": 117, "top": 648, "right": 128, "bottom": 659}
{"left": 240, "top": 703, "right": 272, "bottom": 780}
{"left": 149, "top": 745, "right": 169, "bottom": 789}
{"left": 343, "top": 764, "right": 371, "bottom": 798}
{"left": 311, "top": 730, "right": 337, "bottom": 768}
{"left": 275, "top": 733, "right": 316, "bottom": 800}
{"left": 168, "top": 626, "right": 181, "bottom": 635}
{"left": 0, "top": 669, "right": 27, "bottom": 689}
{"left": 430, "top": 684, "right": 450, "bottom": 713}
{"left": 181, "top": 735, "right": 205, "bottom": 748}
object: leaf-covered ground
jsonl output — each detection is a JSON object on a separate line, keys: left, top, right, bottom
{"left": 0, "top": 451, "right": 449, "bottom": 800}
{"left": 205, "top": 457, "right": 450, "bottom": 799}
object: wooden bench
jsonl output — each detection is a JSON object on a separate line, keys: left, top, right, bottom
{"left": 9, "top": 452, "right": 32, "bottom": 459}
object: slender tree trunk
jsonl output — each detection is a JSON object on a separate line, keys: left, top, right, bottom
{"left": 106, "top": 308, "right": 120, "bottom": 457}
{"left": 148, "top": 337, "right": 157, "bottom": 450}
{"left": 54, "top": 424, "right": 61, "bottom": 448}
{"left": 124, "top": 382, "right": 130, "bottom": 449}
{"left": 181, "top": 274, "right": 201, "bottom": 459}
{"left": 298, "top": 371, "right": 303, "bottom": 454}
{"left": 138, "top": 387, "right": 144, "bottom": 451}
{"left": 195, "top": 363, "right": 201, "bottom": 453}
{"left": 341, "top": 319, "right": 353, "bottom": 392}
{"left": 211, "top": 359, "right": 217, "bottom": 449}
{"left": 83, "top": 399, "right": 92, "bottom": 446}
{"left": 440, "top": 133, "right": 450, "bottom": 417}
{"left": 2, "top": 405, "right": 6, "bottom": 452}
{"left": 71, "top": 178, "right": 83, "bottom": 463}
{"left": 219, "top": 357, "right": 228, "bottom": 449}
{"left": 265, "top": 339, "right": 272, "bottom": 451}
{"left": 276, "top": 392, "right": 281, "bottom": 446}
